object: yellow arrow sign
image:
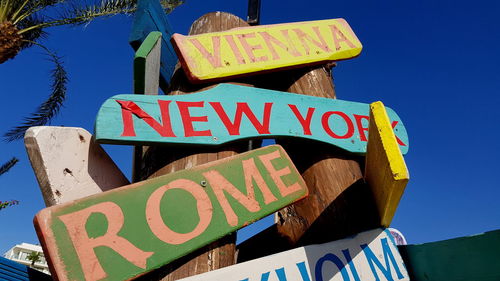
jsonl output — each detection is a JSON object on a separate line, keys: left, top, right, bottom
{"left": 172, "top": 18, "right": 362, "bottom": 82}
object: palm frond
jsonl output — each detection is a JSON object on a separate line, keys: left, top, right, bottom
{"left": 17, "top": 0, "right": 183, "bottom": 33}
{"left": 4, "top": 43, "right": 67, "bottom": 142}
{"left": 17, "top": 14, "right": 48, "bottom": 49}
{"left": 0, "top": 157, "right": 19, "bottom": 176}
{"left": 12, "top": 0, "right": 64, "bottom": 25}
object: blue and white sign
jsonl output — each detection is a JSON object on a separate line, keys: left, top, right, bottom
{"left": 180, "top": 228, "right": 409, "bottom": 281}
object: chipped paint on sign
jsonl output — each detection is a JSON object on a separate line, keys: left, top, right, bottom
{"left": 172, "top": 18, "right": 362, "bottom": 82}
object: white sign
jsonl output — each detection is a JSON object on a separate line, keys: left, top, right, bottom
{"left": 180, "top": 228, "right": 409, "bottom": 281}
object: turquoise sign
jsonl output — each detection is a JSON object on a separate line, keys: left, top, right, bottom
{"left": 95, "top": 84, "right": 409, "bottom": 154}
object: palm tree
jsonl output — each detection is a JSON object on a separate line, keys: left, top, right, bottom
{"left": 26, "top": 251, "right": 41, "bottom": 267}
{"left": 0, "top": 0, "right": 183, "bottom": 141}
{"left": 0, "top": 157, "right": 19, "bottom": 210}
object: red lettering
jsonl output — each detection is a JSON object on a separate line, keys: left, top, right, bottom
{"left": 321, "top": 111, "right": 355, "bottom": 139}
{"left": 288, "top": 104, "right": 315, "bottom": 135}
{"left": 237, "top": 33, "right": 268, "bottom": 63}
{"left": 188, "top": 37, "right": 222, "bottom": 68}
{"left": 210, "top": 102, "right": 273, "bottom": 135}
{"left": 117, "top": 100, "right": 176, "bottom": 137}
{"left": 258, "top": 31, "right": 301, "bottom": 60}
{"left": 329, "top": 24, "right": 356, "bottom": 51}
{"left": 177, "top": 101, "right": 211, "bottom": 137}
{"left": 353, "top": 114, "right": 369, "bottom": 142}
{"left": 391, "top": 121, "right": 407, "bottom": 146}
{"left": 224, "top": 35, "right": 246, "bottom": 65}
{"left": 293, "top": 27, "right": 331, "bottom": 55}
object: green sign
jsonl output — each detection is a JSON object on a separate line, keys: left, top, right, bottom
{"left": 34, "top": 145, "right": 308, "bottom": 281}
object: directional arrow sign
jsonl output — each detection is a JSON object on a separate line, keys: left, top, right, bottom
{"left": 34, "top": 145, "right": 308, "bottom": 281}
{"left": 180, "top": 228, "right": 409, "bottom": 281}
{"left": 172, "top": 18, "right": 362, "bottom": 82}
{"left": 95, "top": 84, "right": 409, "bottom": 155}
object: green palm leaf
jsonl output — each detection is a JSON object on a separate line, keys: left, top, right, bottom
{"left": 4, "top": 44, "right": 67, "bottom": 141}
{"left": 2, "top": 0, "right": 184, "bottom": 141}
{"left": 0, "top": 157, "right": 19, "bottom": 176}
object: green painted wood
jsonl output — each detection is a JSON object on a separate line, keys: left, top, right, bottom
{"left": 95, "top": 83, "right": 409, "bottom": 155}
{"left": 134, "top": 31, "right": 162, "bottom": 94}
{"left": 34, "top": 145, "right": 308, "bottom": 281}
{"left": 399, "top": 229, "right": 500, "bottom": 281}
{"left": 129, "top": 0, "right": 177, "bottom": 89}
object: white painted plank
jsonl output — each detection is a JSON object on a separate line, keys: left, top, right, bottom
{"left": 24, "top": 126, "right": 130, "bottom": 207}
{"left": 181, "top": 229, "right": 409, "bottom": 281}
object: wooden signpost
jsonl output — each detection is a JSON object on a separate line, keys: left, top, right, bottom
{"left": 180, "top": 228, "right": 409, "bottom": 281}
{"left": 95, "top": 83, "right": 408, "bottom": 154}
{"left": 171, "top": 18, "right": 362, "bottom": 82}
{"left": 34, "top": 145, "right": 308, "bottom": 281}
{"left": 364, "top": 102, "right": 409, "bottom": 227}
{"left": 24, "top": 126, "right": 130, "bottom": 207}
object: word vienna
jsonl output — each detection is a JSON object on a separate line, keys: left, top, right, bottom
{"left": 95, "top": 84, "right": 409, "bottom": 154}
{"left": 180, "top": 228, "right": 409, "bottom": 281}
{"left": 34, "top": 145, "right": 308, "bottom": 281}
{"left": 172, "top": 18, "right": 362, "bottom": 82}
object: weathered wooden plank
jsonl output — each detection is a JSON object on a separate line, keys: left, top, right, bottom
{"left": 172, "top": 18, "right": 362, "bottom": 83}
{"left": 24, "top": 126, "right": 130, "bottom": 207}
{"left": 34, "top": 145, "right": 308, "bottom": 281}
{"left": 129, "top": 0, "right": 177, "bottom": 89}
{"left": 182, "top": 228, "right": 409, "bottom": 281}
{"left": 95, "top": 84, "right": 408, "bottom": 155}
{"left": 132, "top": 31, "right": 161, "bottom": 182}
{"left": 399, "top": 229, "right": 500, "bottom": 281}
{"left": 134, "top": 31, "right": 162, "bottom": 95}
{"left": 365, "top": 102, "right": 409, "bottom": 227}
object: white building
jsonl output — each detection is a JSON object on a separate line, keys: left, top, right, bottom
{"left": 3, "top": 242, "right": 50, "bottom": 274}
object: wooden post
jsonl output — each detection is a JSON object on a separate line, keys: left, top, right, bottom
{"left": 237, "top": 66, "right": 382, "bottom": 263}
{"left": 134, "top": 12, "right": 254, "bottom": 281}
{"left": 272, "top": 65, "right": 381, "bottom": 246}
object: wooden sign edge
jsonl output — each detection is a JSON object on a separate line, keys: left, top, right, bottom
{"left": 365, "top": 101, "right": 409, "bottom": 227}
{"left": 171, "top": 18, "right": 363, "bottom": 84}
{"left": 33, "top": 144, "right": 308, "bottom": 281}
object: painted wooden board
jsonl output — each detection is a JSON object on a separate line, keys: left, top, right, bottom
{"left": 134, "top": 31, "right": 161, "bottom": 95}
{"left": 399, "top": 229, "right": 500, "bottom": 281}
{"left": 95, "top": 83, "right": 409, "bottom": 155}
{"left": 180, "top": 228, "right": 409, "bottom": 281}
{"left": 364, "top": 102, "right": 409, "bottom": 227}
{"left": 129, "top": 0, "right": 176, "bottom": 88}
{"left": 24, "top": 126, "right": 130, "bottom": 207}
{"left": 171, "top": 18, "right": 362, "bottom": 83}
{"left": 34, "top": 145, "right": 308, "bottom": 281}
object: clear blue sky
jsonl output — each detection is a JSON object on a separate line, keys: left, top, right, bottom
{"left": 1, "top": 0, "right": 499, "bottom": 255}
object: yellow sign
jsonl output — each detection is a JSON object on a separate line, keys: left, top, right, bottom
{"left": 364, "top": 102, "right": 409, "bottom": 227}
{"left": 172, "top": 18, "right": 362, "bottom": 82}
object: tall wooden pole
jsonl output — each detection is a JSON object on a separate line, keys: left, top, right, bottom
{"left": 134, "top": 12, "right": 254, "bottom": 281}
{"left": 237, "top": 65, "right": 381, "bottom": 262}
{"left": 273, "top": 65, "right": 381, "bottom": 246}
